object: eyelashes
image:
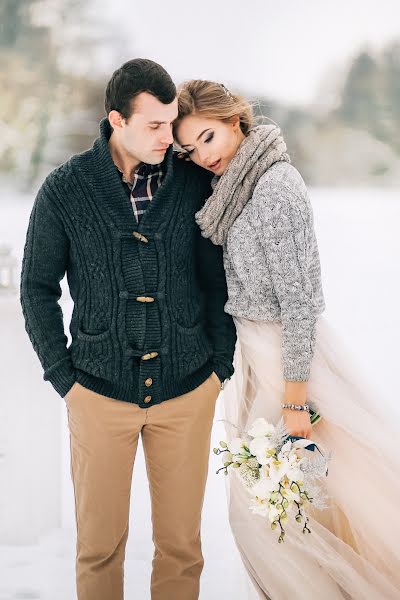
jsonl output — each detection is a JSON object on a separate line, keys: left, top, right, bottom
{"left": 186, "top": 132, "right": 215, "bottom": 155}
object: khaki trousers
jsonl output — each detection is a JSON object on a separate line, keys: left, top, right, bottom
{"left": 65, "top": 373, "right": 220, "bottom": 600}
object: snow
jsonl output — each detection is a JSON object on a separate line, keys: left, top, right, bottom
{"left": 1, "top": 186, "right": 399, "bottom": 599}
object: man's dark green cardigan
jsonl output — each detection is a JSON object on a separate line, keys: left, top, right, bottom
{"left": 20, "top": 119, "right": 236, "bottom": 407}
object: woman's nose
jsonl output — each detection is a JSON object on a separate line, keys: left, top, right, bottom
{"left": 197, "top": 147, "right": 209, "bottom": 165}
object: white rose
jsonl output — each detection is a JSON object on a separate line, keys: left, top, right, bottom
{"left": 248, "top": 418, "right": 275, "bottom": 438}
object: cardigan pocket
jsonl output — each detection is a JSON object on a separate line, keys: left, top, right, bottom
{"left": 70, "top": 327, "right": 114, "bottom": 381}
{"left": 172, "top": 321, "right": 212, "bottom": 380}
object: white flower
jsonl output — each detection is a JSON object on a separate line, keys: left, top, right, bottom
{"left": 279, "top": 440, "right": 292, "bottom": 456}
{"left": 249, "top": 437, "right": 276, "bottom": 465}
{"left": 267, "top": 504, "right": 281, "bottom": 523}
{"left": 287, "top": 466, "right": 303, "bottom": 483}
{"left": 222, "top": 451, "right": 233, "bottom": 465}
{"left": 288, "top": 450, "right": 301, "bottom": 464}
{"left": 282, "top": 485, "right": 300, "bottom": 503}
{"left": 269, "top": 459, "right": 290, "bottom": 483}
{"left": 227, "top": 437, "right": 246, "bottom": 454}
{"left": 248, "top": 418, "right": 276, "bottom": 438}
{"left": 249, "top": 477, "right": 278, "bottom": 500}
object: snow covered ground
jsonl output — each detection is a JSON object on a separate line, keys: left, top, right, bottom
{"left": 1, "top": 186, "right": 399, "bottom": 599}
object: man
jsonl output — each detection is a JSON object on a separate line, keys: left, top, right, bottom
{"left": 20, "top": 58, "right": 236, "bottom": 600}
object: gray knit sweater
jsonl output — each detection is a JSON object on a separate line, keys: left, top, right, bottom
{"left": 223, "top": 161, "right": 325, "bottom": 381}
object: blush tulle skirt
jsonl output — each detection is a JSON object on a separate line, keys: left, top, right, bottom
{"left": 219, "top": 315, "right": 400, "bottom": 600}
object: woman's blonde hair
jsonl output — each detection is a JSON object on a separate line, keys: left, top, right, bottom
{"left": 174, "top": 79, "right": 255, "bottom": 140}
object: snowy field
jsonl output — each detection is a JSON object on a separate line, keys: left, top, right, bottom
{"left": 0, "top": 186, "right": 399, "bottom": 599}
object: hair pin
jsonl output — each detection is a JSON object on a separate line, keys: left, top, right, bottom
{"left": 220, "top": 83, "right": 233, "bottom": 99}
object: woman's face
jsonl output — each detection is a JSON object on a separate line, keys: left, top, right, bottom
{"left": 175, "top": 115, "right": 243, "bottom": 176}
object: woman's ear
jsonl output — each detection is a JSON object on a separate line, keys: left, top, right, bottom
{"left": 231, "top": 115, "right": 241, "bottom": 131}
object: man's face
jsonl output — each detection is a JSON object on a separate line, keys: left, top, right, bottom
{"left": 118, "top": 92, "right": 178, "bottom": 165}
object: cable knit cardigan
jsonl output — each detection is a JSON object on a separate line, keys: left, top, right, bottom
{"left": 222, "top": 161, "right": 325, "bottom": 381}
{"left": 20, "top": 118, "right": 236, "bottom": 404}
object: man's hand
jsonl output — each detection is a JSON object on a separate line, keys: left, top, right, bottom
{"left": 64, "top": 381, "right": 79, "bottom": 404}
{"left": 211, "top": 371, "right": 222, "bottom": 391}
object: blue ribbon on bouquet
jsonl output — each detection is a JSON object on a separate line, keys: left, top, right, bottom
{"left": 288, "top": 436, "right": 329, "bottom": 476}
{"left": 288, "top": 436, "right": 319, "bottom": 452}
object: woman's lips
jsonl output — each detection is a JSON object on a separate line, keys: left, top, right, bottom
{"left": 208, "top": 159, "right": 221, "bottom": 171}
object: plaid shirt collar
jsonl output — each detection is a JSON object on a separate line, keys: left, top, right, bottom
{"left": 117, "top": 162, "right": 164, "bottom": 223}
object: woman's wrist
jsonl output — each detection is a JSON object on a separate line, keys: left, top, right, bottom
{"left": 284, "top": 381, "right": 308, "bottom": 406}
{"left": 282, "top": 402, "right": 310, "bottom": 413}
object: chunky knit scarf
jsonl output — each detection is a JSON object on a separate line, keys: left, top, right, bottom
{"left": 195, "top": 124, "right": 290, "bottom": 245}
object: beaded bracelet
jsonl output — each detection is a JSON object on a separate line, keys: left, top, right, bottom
{"left": 281, "top": 403, "right": 310, "bottom": 413}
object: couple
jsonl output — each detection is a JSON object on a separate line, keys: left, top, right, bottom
{"left": 20, "top": 59, "right": 400, "bottom": 599}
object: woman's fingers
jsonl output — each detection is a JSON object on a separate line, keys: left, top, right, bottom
{"left": 283, "top": 409, "right": 312, "bottom": 438}
{"left": 177, "top": 151, "right": 191, "bottom": 161}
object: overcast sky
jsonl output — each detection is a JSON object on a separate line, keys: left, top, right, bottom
{"left": 99, "top": 0, "right": 400, "bottom": 106}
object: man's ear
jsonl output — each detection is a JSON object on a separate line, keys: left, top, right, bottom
{"left": 108, "top": 110, "right": 125, "bottom": 130}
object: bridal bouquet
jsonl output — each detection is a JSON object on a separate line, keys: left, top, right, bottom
{"left": 214, "top": 418, "right": 329, "bottom": 543}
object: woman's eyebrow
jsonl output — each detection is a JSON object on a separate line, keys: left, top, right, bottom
{"left": 181, "top": 128, "right": 212, "bottom": 148}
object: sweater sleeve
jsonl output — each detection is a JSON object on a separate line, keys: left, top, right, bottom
{"left": 195, "top": 229, "right": 237, "bottom": 385}
{"left": 254, "top": 178, "right": 321, "bottom": 382}
{"left": 20, "top": 182, "right": 76, "bottom": 397}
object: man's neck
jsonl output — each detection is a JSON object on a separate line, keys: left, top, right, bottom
{"left": 108, "top": 133, "right": 141, "bottom": 183}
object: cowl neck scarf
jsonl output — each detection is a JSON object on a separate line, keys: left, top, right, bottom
{"left": 195, "top": 124, "right": 290, "bottom": 245}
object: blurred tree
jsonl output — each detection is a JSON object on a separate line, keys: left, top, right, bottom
{"left": 0, "top": 0, "right": 118, "bottom": 187}
{"left": 2, "top": 6, "right": 399, "bottom": 187}
{"left": 382, "top": 41, "right": 400, "bottom": 151}
{"left": 336, "top": 51, "right": 383, "bottom": 138}
{"left": 0, "top": 0, "right": 32, "bottom": 47}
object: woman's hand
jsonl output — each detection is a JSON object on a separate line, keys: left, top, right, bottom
{"left": 283, "top": 408, "right": 312, "bottom": 439}
{"left": 282, "top": 381, "right": 311, "bottom": 438}
{"left": 176, "top": 151, "right": 191, "bottom": 161}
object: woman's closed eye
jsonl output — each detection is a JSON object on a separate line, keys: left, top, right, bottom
{"left": 185, "top": 133, "right": 214, "bottom": 155}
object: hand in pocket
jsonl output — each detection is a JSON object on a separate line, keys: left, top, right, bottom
{"left": 64, "top": 381, "right": 79, "bottom": 404}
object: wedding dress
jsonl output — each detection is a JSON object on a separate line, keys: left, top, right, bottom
{"left": 219, "top": 315, "right": 400, "bottom": 600}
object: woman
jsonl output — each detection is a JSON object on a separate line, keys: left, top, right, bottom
{"left": 174, "top": 80, "right": 400, "bottom": 599}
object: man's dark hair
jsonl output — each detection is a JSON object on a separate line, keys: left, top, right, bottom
{"left": 104, "top": 58, "right": 176, "bottom": 119}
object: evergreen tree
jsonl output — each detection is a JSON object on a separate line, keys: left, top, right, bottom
{"left": 337, "top": 51, "right": 381, "bottom": 134}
